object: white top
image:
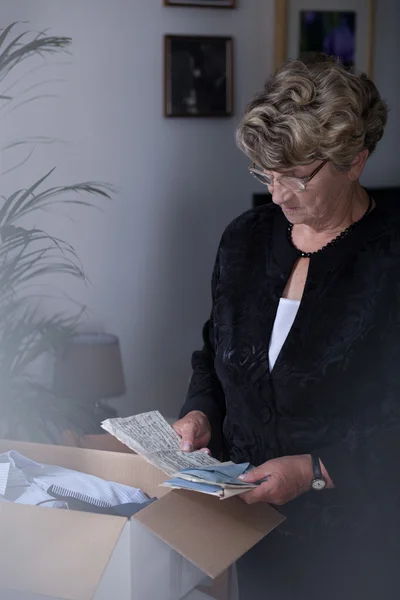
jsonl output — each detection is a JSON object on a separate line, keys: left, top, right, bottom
{"left": 268, "top": 298, "right": 300, "bottom": 371}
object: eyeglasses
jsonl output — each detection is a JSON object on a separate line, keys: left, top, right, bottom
{"left": 249, "top": 159, "right": 328, "bottom": 192}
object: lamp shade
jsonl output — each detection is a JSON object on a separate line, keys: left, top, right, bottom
{"left": 52, "top": 333, "right": 126, "bottom": 401}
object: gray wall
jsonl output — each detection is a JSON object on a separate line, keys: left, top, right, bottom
{"left": 1, "top": 0, "right": 399, "bottom": 419}
{"left": 365, "top": 0, "right": 400, "bottom": 186}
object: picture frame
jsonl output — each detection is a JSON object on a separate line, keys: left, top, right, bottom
{"left": 164, "top": 0, "right": 236, "bottom": 8}
{"left": 274, "top": 0, "right": 375, "bottom": 76}
{"left": 164, "top": 35, "right": 234, "bottom": 118}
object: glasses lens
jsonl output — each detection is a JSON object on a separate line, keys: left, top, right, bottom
{"left": 250, "top": 169, "right": 272, "bottom": 186}
{"left": 280, "top": 177, "right": 306, "bottom": 192}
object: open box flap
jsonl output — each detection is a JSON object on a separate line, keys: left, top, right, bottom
{"left": 0, "top": 440, "right": 285, "bottom": 584}
{"left": 134, "top": 488, "right": 285, "bottom": 579}
{"left": 0, "top": 501, "right": 126, "bottom": 600}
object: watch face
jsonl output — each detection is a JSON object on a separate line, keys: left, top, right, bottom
{"left": 311, "top": 478, "right": 326, "bottom": 491}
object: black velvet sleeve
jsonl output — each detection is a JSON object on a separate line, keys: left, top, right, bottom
{"left": 179, "top": 251, "right": 226, "bottom": 457}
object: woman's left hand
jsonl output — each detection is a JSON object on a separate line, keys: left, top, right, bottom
{"left": 238, "top": 455, "right": 313, "bottom": 506}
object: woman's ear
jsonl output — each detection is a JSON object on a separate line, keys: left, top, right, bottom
{"left": 348, "top": 149, "right": 369, "bottom": 181}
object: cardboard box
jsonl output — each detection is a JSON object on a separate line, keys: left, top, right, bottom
{"left": 0, "top": 440, "right": 284, "bottom": 600}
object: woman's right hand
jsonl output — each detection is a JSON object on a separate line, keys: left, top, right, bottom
{"left": 173, "top": 410, "right": 212, "bottom": 454}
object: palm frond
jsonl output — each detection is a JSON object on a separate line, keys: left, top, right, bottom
{"left": 3, "top": 136, "right": 57, "bottom": 151}
{"left": 0, "top": 171, "right": 111, "bottom": 438}
{"left": 0, "top": 173, "right": 114, "bottom": 227}
{"left": 0, "top": 24, "right": 71, "bottom": 83}
{"left": 0, "top": 62, "right": 67, "bottom": 110}
{"left": 0, "top": 23, "right": 115, "bottom": 442}
{"left": 0, "top": 169, "right": 55, "bottom": 225}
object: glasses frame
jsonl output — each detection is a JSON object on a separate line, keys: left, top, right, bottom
{"left": 249, "top": 159, "right": 329, "bottom": 192}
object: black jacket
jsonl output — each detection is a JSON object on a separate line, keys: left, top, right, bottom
{"left": 180, "top": 199, "right": 400, "bottom": 525}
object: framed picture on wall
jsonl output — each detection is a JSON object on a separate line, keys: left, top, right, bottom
{"left": 164, "top": 35, "right": 234, "bottom": 118}
{"left": 274, "top": 0, "right": 375, "bottom": 76}
{"left": 164, "top": 0, "right": 236, "bottom": 7}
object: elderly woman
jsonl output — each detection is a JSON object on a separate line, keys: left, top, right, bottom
{"left": 173, "top": 54, "right": 400, "bottom": 598}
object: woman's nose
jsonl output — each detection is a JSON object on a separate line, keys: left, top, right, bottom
{"left": 271, "top": 185, "right": 294, "bottom": 206}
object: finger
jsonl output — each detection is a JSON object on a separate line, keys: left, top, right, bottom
{"left": 238, "top": 465, "right": 269, "bottom": 484}
{"left": 172, "top": 422, "right": 187, "bottom": 441}
{"left": 180, "top": 423, "right": 196, "bottom": 451}
{"left": 199, "top": 447, "right": 211, "bottom": 455}
{"left": 240, "top": 482, "right": 272, "bottom": 505}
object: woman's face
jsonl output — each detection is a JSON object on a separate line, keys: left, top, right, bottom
{"left": 266, "top": 159, "right": 360, "bottom": 228}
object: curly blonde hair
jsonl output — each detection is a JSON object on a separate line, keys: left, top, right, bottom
{"left": 236, "top": 54, "right": 388, "bottom": 171}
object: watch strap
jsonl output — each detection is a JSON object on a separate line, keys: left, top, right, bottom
{"left": 311, "top": 453, "right": 323, "bottom": 479}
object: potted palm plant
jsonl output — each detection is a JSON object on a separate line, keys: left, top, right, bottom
{"left": 0, "top": 23, "right": 113, "bottom": 442}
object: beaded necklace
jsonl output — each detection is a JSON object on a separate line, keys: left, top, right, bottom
{"left": 287, "top": 195, "right": 373, "bottom": 258}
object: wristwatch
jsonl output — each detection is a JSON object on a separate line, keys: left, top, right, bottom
{"left": 310, "top": 453, "right": 327, "bottom": 491}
